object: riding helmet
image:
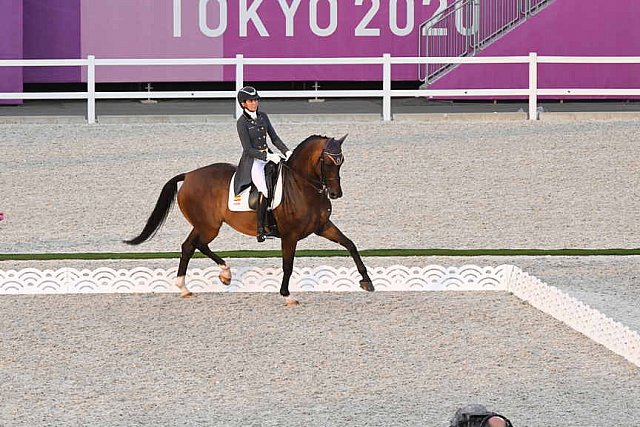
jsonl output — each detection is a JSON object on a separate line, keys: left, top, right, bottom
{"left": 237, "top": 86, "right": 260, "bottom": 105}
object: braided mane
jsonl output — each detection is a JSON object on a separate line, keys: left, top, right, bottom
{"left": 289, "top": 135, "right": 327, "bottom": 162}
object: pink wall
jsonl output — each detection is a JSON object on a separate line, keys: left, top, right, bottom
{"left": 431, "top": 0, "right": 640, "bottom": 97}
{"left": 80, "top": 0, "right": 224, "bottom": 82}
{"left": 23, "top": 0, "right": 81, "bottom": 83}
{"left": 6, "top": 0, "right": 640, "bottom": 93}
{"left": 79, "top": 1, "right": 439, "bottom": 82}
{"left": 0, "top": 0, "right": 22, "bottom": 105}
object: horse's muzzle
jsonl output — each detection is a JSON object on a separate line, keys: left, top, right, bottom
{"left": 328, "top": 191, "right": 342, "bottom": 199}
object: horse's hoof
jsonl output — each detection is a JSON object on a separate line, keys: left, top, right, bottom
{"left": 180, "top": 292, "right": 195, "bottom": 298}
{"left": 284, "top": 296, "right": 299, "bottom": 306}
{"left": 219, "top": 264, "right": 232, "bottom": 286}
{"left": 360, "top": 280, "right": 375, "bottom": 292}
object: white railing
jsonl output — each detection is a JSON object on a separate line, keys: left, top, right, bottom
{"left": 2, "top": 53, "right": 640, "bottom": 123}
{"left": 2, "top": 264, "right": 638, "bottom": 366}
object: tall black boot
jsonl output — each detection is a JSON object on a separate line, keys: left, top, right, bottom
{"left": 256, "top": 193, "right": 268, "bottom": 243}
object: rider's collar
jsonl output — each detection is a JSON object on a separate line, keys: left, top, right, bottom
{"left": 243, "top": 109, "right": 258, "bottom": 121}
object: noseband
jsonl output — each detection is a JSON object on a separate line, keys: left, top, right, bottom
{"left": 318, "top": 149, "right": 343, "bottom": 193}
{"left": 283, "top": 141, "right": 344, "bottom": 194}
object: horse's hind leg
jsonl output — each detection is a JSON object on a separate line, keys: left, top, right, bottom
{"left": 176, "top": 229, "right": 198, "bottom": 298}
{"left": 316, "top": 221, "right": 374, "bottom": 292}
{"left": 194, "top": 241, "right": 232, "bottom": 286}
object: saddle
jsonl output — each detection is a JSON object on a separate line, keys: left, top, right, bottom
{"left": 228, "top": 162, "right": 284, "bottom": 212}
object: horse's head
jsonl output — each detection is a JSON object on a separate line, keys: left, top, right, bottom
{"left": 321, "top": 134, "right": 347, "bottom": 199}
{"left": 287, "top": 134, "right": 348, "bottom": 199}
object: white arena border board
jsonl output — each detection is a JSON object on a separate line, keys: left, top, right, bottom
{"left": 1, "top": 264, "right": 639, "bottom": 367}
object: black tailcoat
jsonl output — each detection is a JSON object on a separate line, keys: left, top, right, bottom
{"left": 234, "top": 111, "right": 289, "bottom": 196}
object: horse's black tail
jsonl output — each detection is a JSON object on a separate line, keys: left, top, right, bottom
{"left": 123, "top": 173, "right": 186, "bottom": 245}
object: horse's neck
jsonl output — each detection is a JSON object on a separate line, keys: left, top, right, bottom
{"left": 290, "top": 143, "right": 322, "bottom": 177}
{"left": 283, "top": 164, "right": 319, "bottom": 196}
{"left": 283, "top": 146, "right": 323, "bottom": 200}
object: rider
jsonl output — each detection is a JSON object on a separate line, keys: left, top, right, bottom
{"left": 235, "top": 86, "right": 292, "bottom": 242}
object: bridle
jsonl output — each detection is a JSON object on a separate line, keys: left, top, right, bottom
{"left": 282, "top": 144, "right": 344, "bottom": 194}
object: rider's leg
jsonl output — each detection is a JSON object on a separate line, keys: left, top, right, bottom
{"left": 256, "top": 192, "right": 268, "bottom": 242}
{"left": 252, "top": 160, "right": 270, "bottom": 242}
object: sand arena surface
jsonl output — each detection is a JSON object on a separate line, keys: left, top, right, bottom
{"left": 1, "top": 119, "right": 640, "bottom": 253}
{"left": 1, "top": 291, "right": 639, "bottom": 426}
{"left": 1, "top": 119, "right": 640, "bottom": 425}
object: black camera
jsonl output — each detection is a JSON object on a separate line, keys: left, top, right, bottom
{"left": 450, "top": 404, "right": 513, "bottom": 427}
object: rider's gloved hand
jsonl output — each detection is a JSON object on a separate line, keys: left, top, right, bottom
{"left": 285, "top": 150, "right": 293, "bottom": 160}
{"left": 266, "top": 152, "right": 281, "bottom": 163}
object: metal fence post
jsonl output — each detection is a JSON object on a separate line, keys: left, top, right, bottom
{"left": 87, "top": 55, "right": 96, "bottom": 124}
{"left": 235, "top": 54, "right": 244, "bottom": 119}
{"left": 528, "top": 52, "right": 538, "bottom": 121}
{"left": 382, "top": 53, "right": 392, "bottom": 121}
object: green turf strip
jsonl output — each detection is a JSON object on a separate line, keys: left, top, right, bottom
{"left": 1, "top": 248, "right": 640, "bottom": 261}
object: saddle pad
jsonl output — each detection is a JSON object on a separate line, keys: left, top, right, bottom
{"left": 228, "top": 166, "right": 284, "bottom": 212}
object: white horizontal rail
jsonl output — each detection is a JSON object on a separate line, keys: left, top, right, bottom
{"left": 2, "top": 54, "right": 640, "bottom": 123}
{"left": 537, "top": 56, "right": 640, "bottom": 64}
{"left": 95, "top": 90, "right": 236, "bottom": 100}
{"left": 0, "top": 92, "right": 88, "bottom": 100}
{"left": 95, "top": 58, "right": 238, "bottom": 66}
{"left": 390, "top": 55, "right": 531, "bottom": 64}
{"left": 259, "top": 90, "right": 384, "bottom": 98}
{"left": 537, "top": 89, "right": 640, "bottom": 96}
{"left": 392, "top": 89, "right": 531, "bottom": 97}
{"left": 0, "top": 59, "right": 88, "bottom": 67}
{"left": 242, "top": 57, "right": 384, "bottom": 65}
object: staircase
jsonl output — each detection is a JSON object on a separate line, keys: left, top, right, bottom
{"left": 418, "top": 0, "right": 555, "bottom": 85}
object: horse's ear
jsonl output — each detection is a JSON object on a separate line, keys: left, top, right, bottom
{"left": 338, "top": 134, "right": 348, "bottom": 144}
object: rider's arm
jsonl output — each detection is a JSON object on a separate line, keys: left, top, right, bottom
{"left": 237, "top": 117, "right": 268, "bottom": 161}
{"left": 263, "top": 112, "right": 289, "bottom": 155}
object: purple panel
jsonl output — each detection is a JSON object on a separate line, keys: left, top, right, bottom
{"left": 80, "top": 1, "right": 441, "bottom": 82}
{"left": 0, "top": 0, "right": 23, "bottom": 105}
{"left": 19, "top": 0, "right": 640, "bottom": 90}
{"left": 80, "top": 0, "right": 225, "bottom": 82}
{"left": 431, "top": 0, "right": 640, "bottom": 98}
{"left": 23, "top": 0, "right": 80, "bottom": 83}
{"left": 221, "top": 1, "right": 439, "bottom": 81}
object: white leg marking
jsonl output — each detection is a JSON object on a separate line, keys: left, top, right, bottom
{"left": 219, "top": 263, "right": 232, "bottom": 285}
{"left": 285, "top": 296, "right": 299, "bottom": 306}
{"left": 175, "top": 275, "right": 191, "bottom": 296}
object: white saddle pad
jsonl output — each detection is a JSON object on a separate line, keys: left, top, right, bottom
{"left": 228, "top": 166, "right": 284, "bottom": 212}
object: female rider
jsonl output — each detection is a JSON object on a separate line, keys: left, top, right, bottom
{"left": 235, "top": 86, "right": 292, "bottom": 242}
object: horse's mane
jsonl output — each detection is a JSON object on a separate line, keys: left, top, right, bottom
{"left": 289, "top": 135, "right": 327, "bottom": 162}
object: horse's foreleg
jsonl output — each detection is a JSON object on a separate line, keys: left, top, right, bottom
{"left": 196, "top": 242, "right": 231, "bottom": 286}
{"left": 280, "top": 238, "right": 299, "bottom": 305}
{"left": 176, "top": 230, "right": 198, "bottom": 298}
{"left": 316, "top": 221, "right": 374, "bottom": 292}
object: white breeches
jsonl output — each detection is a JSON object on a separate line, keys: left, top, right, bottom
{"left": 251, "top": 159, "right": 269, "bottom": 196}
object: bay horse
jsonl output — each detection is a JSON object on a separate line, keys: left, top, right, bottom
{"left": 124, "top": 134, "right": 374, "bottom": 305}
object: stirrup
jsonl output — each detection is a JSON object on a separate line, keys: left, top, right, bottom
{"left": 263, "top": 224, "right": 280, "bottom": 238}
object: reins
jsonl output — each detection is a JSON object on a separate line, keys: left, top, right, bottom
{"left": 281, "top": 161, "right": 326, "bottom": 194}
{"left": 281, "top": 148, "right": 343, "bottom": 194}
